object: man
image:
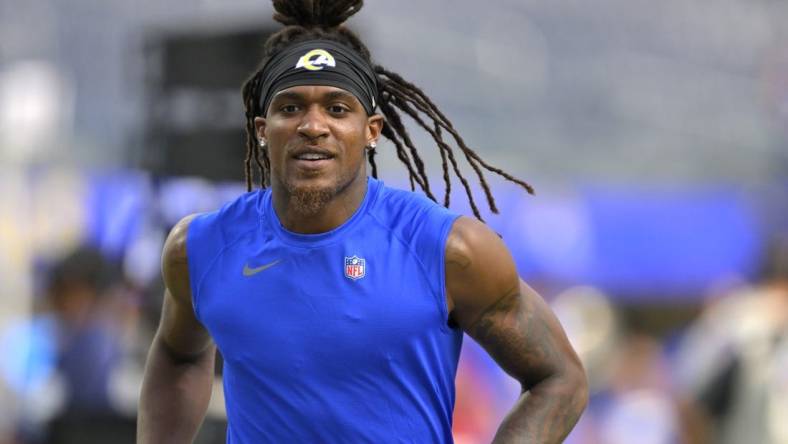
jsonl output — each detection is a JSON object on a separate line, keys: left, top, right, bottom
{"left": 138, "top": 1, "right": 587, "bottom": 443}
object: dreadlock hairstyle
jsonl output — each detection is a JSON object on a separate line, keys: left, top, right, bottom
{"left": 241, "top": 0, "right": 534, "bottom": 221}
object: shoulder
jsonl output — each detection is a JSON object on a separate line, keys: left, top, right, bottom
{"left": 372, "top": 184, "right": 458, "bottom": 234}
{"left": 445, "top": 217, "right": 517, "bottom": 276}
{"left": 198, "top": 189, "right": 262, "bottom": 233}
{"left": 162, "top": 214, "right": 198, "bottom": 270}
{"left": 371, "top": 185, "right": 460, "bottom": 261}
{"left": 445, "top": 217, "right": 512, "bottom": 267}
{"left": 162, "top": 214, "right": 199, "bottom": 304}
{"left": 187, "top": 189, "right": 263, "bottom": 248}
{"left": 163, "top": 190, "right": 261, "bottom": 293}
{"left": 445, "top": 217, "right": 519, "bottom": 317}
{"left": 377, "top": 183, "right": 443, "bottom": 210}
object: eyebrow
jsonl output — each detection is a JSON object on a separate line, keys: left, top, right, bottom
{"left": 270, "top": 91, "right": 305, "bottom": 103}
{"left": 323, "top": 90, "right": 358, "bottom": 102}
{"left": 271, "top": 89, "right": 359, "bottom": 104}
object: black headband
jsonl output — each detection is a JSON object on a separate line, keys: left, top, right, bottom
{"left": 258, "top": 39, "right": 379, "bottom": 116}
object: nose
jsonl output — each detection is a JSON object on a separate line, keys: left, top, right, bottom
{"left": 297, "top": 105, "right": 330, "bottom": 141}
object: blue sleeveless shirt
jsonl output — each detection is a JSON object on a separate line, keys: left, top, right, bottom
{"left": 187, "top": 177, "right": 463, "bottom": 443}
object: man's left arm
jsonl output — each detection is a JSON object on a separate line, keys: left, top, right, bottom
{"left": 445, "top": 217, "right": 588, "bottom": 443}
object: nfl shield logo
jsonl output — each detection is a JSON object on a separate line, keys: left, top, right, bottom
{"left": 344, "top": 255, "right": 366, "bottom": 280}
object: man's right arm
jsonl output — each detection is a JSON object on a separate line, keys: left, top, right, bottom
{"left": 137, "top": 214, "right": 216, "bottom": 444}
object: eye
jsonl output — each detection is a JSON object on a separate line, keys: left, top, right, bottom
{"left": 280, "top": 104, "right": 300, "bottom": 113}
{"left": 328, "top": 104, "right": 350, "bottom": 115}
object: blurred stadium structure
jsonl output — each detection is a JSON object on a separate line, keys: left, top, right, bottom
{"left": 1, "top": 0, "right": 787, "bottom": 443}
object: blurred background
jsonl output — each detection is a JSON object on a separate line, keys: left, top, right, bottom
{"left": 1, "top": 0, "right": 787, "bottom": 443}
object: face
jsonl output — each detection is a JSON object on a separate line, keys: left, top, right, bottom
{"left": 255, "top": 85, "right": 383, "bottom": 213}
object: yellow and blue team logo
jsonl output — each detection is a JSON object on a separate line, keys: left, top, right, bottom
{"left": 295, "top": 49, "right": 336, "bottom": 71}
{"left": 344, "top": 255, "right": 366, "bottom": 280}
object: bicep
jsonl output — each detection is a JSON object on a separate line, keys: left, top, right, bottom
{"left": 157, "top": 215, "right": 213, "bottom": 360}
{"left": 446, "top": 217, "right": 581, "bottom": 387}
{"left": 466, "top": 280, "right": 576, "bottom": 388}
{"left": 157, "top": 288, "right": 213, "bottom": 360}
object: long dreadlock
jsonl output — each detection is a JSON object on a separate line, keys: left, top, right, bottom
{"left": 241, "top": 0, "right": 534, "bottom": 221}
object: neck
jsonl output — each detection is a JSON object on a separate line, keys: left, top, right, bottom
{"left": 271, "top": 173, "right": 368, "bottom": 234}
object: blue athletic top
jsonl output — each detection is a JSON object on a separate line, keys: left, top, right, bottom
{"left": 186, "top": 177, "right": 463, "bottom": 443}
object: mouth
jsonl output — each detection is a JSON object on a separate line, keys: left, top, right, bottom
{"left": 290, "top": 147, "right": 336, "bottom": 170}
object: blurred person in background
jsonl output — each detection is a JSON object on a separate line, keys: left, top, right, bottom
{"left": 46, "top": 248, "right": 119, "bottom": 413}
{"left": 138, "top": 1, "right": 587, "bottom": 443}
{"left": 43, "top": 246, "right": 137, "bottom": 444}
{"left": 585, "top": 332, "right": 683, "bottom": 444}
{"left": 676, "top": 236, "right": 788, "bottom": 444}
{"left": 554, "top": 287, "right": 708, "bottom": 444}
{"left": 0, "top": 246, "right": 136, "bottom": 444}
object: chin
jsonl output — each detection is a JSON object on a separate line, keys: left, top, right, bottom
{"left": 275, "top": 165, "right": 364, "bottom": 215}
{"left": 279, "top": 175, "right": 345, "bottom": 216}
{"left": 287, "top": 184, "right": 336, "bottom": 216}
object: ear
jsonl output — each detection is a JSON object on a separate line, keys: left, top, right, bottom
{"left": 366, "top": 114, "right": 385, "bottom": 146}
{"left": 254, "top": 117, "right": 267, "bottom": 143}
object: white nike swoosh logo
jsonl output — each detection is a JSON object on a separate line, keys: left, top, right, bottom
{"left": 243, "top": 259, "right": 282, "bottom": 277}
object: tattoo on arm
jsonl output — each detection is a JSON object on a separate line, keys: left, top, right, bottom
{"left": 468, "top": 285, "right": 559, "bottom": 390}
{"left": 469, "top": 288, "right": 586, "bottom": 443}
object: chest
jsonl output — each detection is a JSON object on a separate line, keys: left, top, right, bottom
{"left": 196, "top": 234, "right": 445, "bottom": 364}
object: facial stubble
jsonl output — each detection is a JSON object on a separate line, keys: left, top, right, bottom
{"left": 275, "top": 158, "right": 363, "bottom": 217}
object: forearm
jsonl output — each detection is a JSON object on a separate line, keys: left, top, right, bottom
{"left": 492, "top": 369, "right": 588, "bottom": 444}
{"left": 137, "top": 336, "right": 216, "bottom": 444}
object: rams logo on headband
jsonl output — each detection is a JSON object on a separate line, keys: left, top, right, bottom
{"left": 295, "top": 49, "right": 336, "bottom": 71}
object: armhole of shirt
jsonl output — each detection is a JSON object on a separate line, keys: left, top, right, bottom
{"left": 187, "top": 212, "right": 260, "bottom": 323}
{"left": 436, "top": 213, "right": 461, "bottom": 333}
{"left": 185, "top": 190, "right": 264, "bottom": 323}
{"left": 186, "top": 213, "right": 212, "bottom": 323}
